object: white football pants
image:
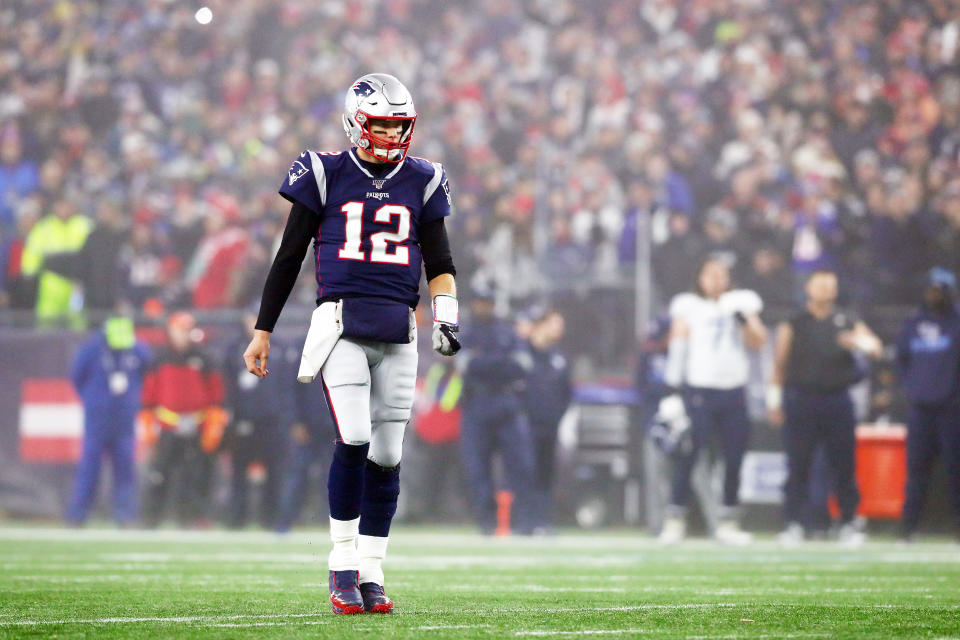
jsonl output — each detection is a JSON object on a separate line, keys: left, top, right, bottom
{"left": 320, "top": 335, "right": 418, "bottom": 468}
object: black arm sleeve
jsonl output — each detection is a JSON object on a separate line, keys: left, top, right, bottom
{"left": 255, "top": 202, "right": 318, "bottom": 332}
{"left": 419, "top": 218, "right": 456, "bottom": 282}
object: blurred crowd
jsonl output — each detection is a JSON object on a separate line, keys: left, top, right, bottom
{"left": 2, "top": 0, "right": 960, "bottom": 335}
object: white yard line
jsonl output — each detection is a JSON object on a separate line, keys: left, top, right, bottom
{"left": 2, "top": 603, "right": 957, "bottom": 627}
{"left": 516, "top": 630, "right": 651, "bottom": 636}
{"left": 417, "top": 624, "right": 493, "bottom": 631}
{"left": 685, "top": 635, "right": 831, "bottom": 639}
{"left": 0, "top": 612, "right": 327, "bottom": 627}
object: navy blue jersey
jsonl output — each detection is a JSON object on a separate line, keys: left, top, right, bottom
{"left": 896, "top": 306, "right": 960, "bottom": 404}
{"left": 279, "top": 148, "right": 452, "bottom": 307}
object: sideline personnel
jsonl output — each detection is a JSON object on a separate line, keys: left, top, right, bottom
{"left": 896, "top": 267, "right": 960, "bottom": 541}
{"left": 769, "top": 270, "right": 882, "bottom": 546}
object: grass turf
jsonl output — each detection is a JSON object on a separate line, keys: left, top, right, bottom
{"left": 0, "top": 527, "right": 958, "bottom": 639}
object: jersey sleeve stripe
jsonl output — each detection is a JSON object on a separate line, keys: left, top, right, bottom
{"left": 423, "top": 162, "right": 443, "bottom": 205}
{"left": 308, "top": 150, "right": 327, "bottom": 207}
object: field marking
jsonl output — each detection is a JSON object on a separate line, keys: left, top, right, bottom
{"left": 0, "top": 605, "right": 738, "bottom": 627}
{"left": 417, "top": 624, "right": 493, "bottom": 631}
{"left": 3, "top": 602, "right": 959, "bottom": 627}
{"left": 1, "top": 527, "right": 958, "bottom": 556}
{"left": 445, "top": 585, "right": 627, "bottom": 593}
{"left": 686, "top": 635, "right": 831, "bottom": 639}
{"left": 516, "top": 630, "right": 651, "bottom": 636}
{"left": 0, "top": 612, "right": 327, "bottom": 627}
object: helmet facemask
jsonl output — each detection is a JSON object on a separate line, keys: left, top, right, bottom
{"left": 354, "top": 111, "right": 416, "bottom": 163}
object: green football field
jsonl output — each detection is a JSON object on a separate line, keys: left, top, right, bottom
{"left": 1, "top": 527, "right": 958, "bottom": 639}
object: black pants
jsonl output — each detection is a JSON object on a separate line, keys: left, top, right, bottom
{"left": 401, "top": 431, "right": 465, "bottom": 524}
{"left": 901, "top": 400, "right": 960, "bottom": 534}
{"left": 142, "top": 430, "right": 209, "bottom": 528}
{"left": 530, "top": 418, "right": 561, "bottom": 528}
{"left": 782, "top": 387, "right": 859, "bottom": 525}
{"left": 671, "top": 387, "right": 751, "bottom": 509}
{"left": 276, "top": 436, "right": 332, "bottom": 531}
{"left": 226, "top": 420, "right": 285, "bottom": 529}
{"left": 459, "top": 403, "right": 536, "bottom": 534}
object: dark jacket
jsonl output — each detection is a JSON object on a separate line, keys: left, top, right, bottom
{"left": 896, "top": 305, "right": 960, "bottom": 405}
{"left": 524, "top": 345, "right": 572, "bottom": 428}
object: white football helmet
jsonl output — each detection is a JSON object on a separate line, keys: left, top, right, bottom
{"left": 342, "top": 73, "right": 417, "bottom": 163}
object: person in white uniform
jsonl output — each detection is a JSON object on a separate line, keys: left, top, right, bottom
{"left": 657, "top": 257, "right": 767, "bottom": 544}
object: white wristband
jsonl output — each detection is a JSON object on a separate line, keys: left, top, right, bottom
{"left": 433, "top": 294, "right": 459, "bottom": 326}
{"left": 766, "top": 385, "right": 783, "bottom": 411}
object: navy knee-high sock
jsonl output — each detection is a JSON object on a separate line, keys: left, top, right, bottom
{"left": 358, "top": 460, "right": 400, "bottom": 537}
{"left": 328, "top": 442, "right": 369, "bottom": 521}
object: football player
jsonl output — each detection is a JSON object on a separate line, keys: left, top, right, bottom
{"left": 658, "top": 257, "right": 767, "bottom": 545}
{"left": 243, "top": 73, "right": 460, "bottom": 614}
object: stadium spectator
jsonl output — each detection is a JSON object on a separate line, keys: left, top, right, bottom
{"left": 186, "top": 199, "right": 249, "bottom": 309}
{"left": 123, "top": 220, "right": 173, "bottom": 311}
{"left": 0, "top": 195, "right": 41, "bottom": 312}
{"left": 0, "top": 125, "right": 38, "bottom": 232}
{"left": 42, "top": 197, "right": 129, "bottom": 313}
{"left": 19, "top": 197, "right": 91, "bottom": 327}
{"left": 0, "top": 0, "right": 958, "bottom": 339}
{"left": 770, "top": 270, "right": 883, "bottom": 546}
{"left": 66, "top": 316, "right": 152, "bottom": 526}
{"left": 140, "top": 312, "right": 225, "bottom": 528}
{"left": 895, "top": 268, "right": 960, "bottom": 542}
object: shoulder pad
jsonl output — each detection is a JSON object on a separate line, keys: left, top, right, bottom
{"left": 669, "top": 293, "right": 699, "bottom": 318}
{"left": 726, "top": 289, "right": 764, "bottom": 314}
{"left": 404, "top": 156, "right": 440, "bottom": 175}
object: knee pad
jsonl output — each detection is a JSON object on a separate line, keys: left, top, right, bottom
{"left": 368, "top": 421, "right": 406, "bottom": 468}
{"left": 370, "top": 347, "right": 417, "bottom": 423}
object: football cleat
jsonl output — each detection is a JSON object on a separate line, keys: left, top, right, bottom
{"left": 359, "top": 582, "right": 394, "bottom": 614}
{"left": 837, "top": 521, "right": 867, "bottom": 548}
{"left": 657, "top": 516, "right": 686, "bottom": 545}
{"left": 714, "top": 520, "right": 754, "bottom": 546}
{"left": 329, "top": 570, "right": 365, "bottom": 615}
{"left": 777, "top": 521, "right": 805, "bottom": 547}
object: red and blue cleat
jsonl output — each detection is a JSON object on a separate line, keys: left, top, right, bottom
{"left": 359, "top": 582, "right": 394, "bottom": 614}
{"left": 328, "top": 570, "right": 365, "bottom": 615}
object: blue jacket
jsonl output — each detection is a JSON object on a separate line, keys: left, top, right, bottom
{"left": 70, "top": 332, "right": 152, "bottom": 420}
{"left": 462, "top": 316, "right": 527, "bottom": 414}
{"left": 896, "top": 305, "right": 960, "bottom": 405}
{"left": 524, "top": 345, "right": 571, "bottom": 428}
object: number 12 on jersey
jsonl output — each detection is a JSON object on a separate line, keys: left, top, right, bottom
{"left": 337, "top": 201, "right": 411, "bottom": 265}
